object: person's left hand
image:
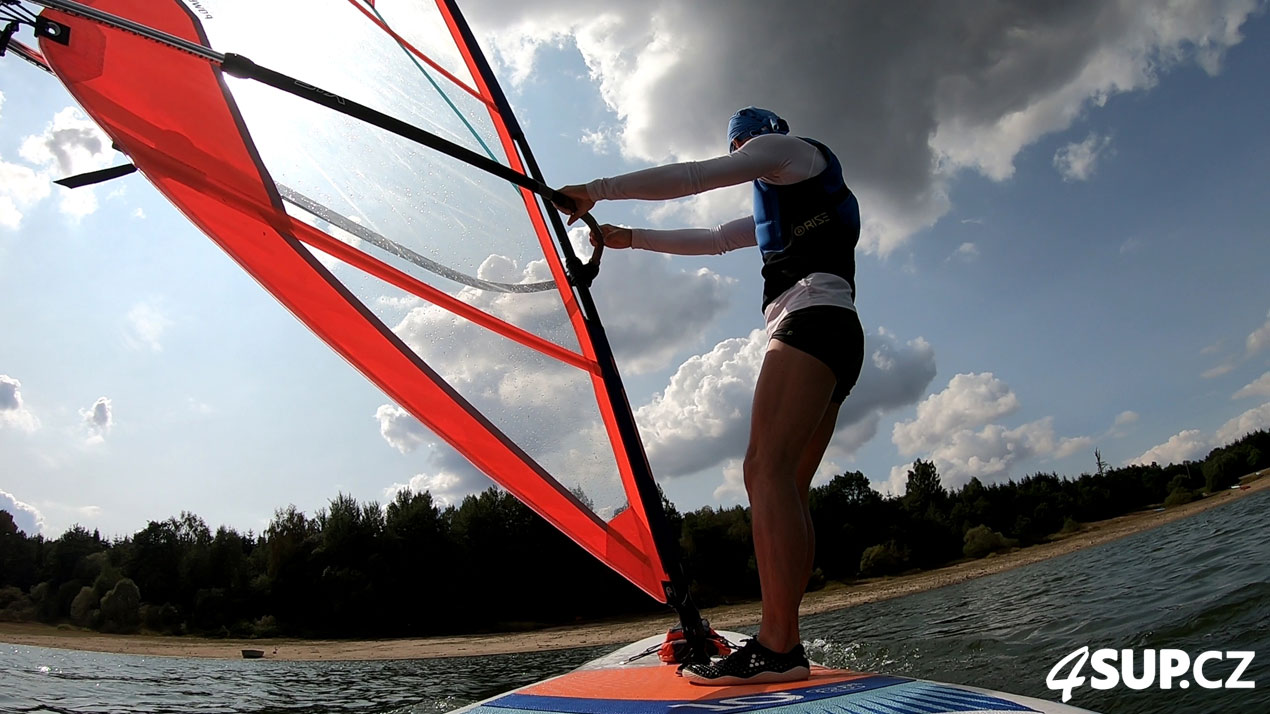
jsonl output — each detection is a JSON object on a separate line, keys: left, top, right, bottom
{"left": 592, "top": 224, "right": 632, "bottom": 249}
{"left": 553, "top": 184, "right": 595, "bottom": 226}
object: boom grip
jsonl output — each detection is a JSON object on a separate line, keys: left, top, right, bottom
{"left": 549, "top": 191, "right": 605, "bottom": 288}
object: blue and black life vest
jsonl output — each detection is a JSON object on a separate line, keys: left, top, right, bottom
{"left": 752, "top": 137, "right": 860, "bottom": 310}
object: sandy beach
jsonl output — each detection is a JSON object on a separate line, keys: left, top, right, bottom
{"left": 3, "top": 473, "right": 1265, "bottom": 661}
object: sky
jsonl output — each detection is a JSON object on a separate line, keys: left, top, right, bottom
{"left": 1, "top": 0, "right": 1269, "bottom": 540}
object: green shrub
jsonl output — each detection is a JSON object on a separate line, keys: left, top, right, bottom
{"left": 806, "top": 568, "right": 826, "bottom": 592}
{"left": 30, "top": 582, "right": 55, "bottom": 621}
{"left": 963, "top": 524, "right": 1018, "bottom": 559}
{"left": 99, "top": 579, "right": 141, "bottom": 634}
{"left": 0, "top": 586, "right": 25, "bottom": 610}
{"left": 1167, "top": 474, "right": 1193, "bottom": 494}
{"left": 252, "top": 615, "right": 280, "bottom": 638}
{"left": 0, "top": 586, "right": 34, "bottom": 622}
{"left": 1164, "top": 487, "right": 1194, "bottom": 508}
{"left": 1204, "top": 452, "right": 1242, "bottom": 492}
{"left": 70, "top": 586, "right": 98, "bottom": 627}
{"left": 859, "top": 541, "right": 908, "bottom": 576}
{"left": 140, "top": 602, "right": 180, "bottom": 633}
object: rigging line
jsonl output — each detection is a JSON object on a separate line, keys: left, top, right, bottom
{"left": 1, "top": 13, "right": 30, "bottom": 32}
{"left": 358, "top": 0, "right": 539, "bottom": 233}
{"left": 343, "top": 0, "right": 490, "bottom": 109}
{"left": 359, "top": 0, "right": 497, "bottom": 162}
{"left": 1, "top": 2, "right": 38, "bottom": 23}
{"left": 277, "top": 183, "right": 555, "bottom": 294}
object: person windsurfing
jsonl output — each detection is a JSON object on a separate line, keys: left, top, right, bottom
{"left": 555, "top": 107, "right": 864, "bottom": 685}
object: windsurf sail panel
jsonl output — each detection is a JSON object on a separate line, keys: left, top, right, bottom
{"left": 32, "top": 0, "right": 673, "bottom": 601}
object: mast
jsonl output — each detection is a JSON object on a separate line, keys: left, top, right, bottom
{"left": 440, "top": 0, "right": 710, "bottom": 661}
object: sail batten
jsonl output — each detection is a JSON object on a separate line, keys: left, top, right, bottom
{"left": 283, "top": 211, "right": 599, "bottom": 375}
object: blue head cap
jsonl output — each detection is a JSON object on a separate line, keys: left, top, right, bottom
{"left": 727, "top": 107, "right": 789, "bottom": 151}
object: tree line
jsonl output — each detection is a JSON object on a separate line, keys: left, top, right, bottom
{"left": 1, "top": 429, "right": 1265, "bottom": 640}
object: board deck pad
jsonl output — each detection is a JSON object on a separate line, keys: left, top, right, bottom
{"left": 454, "top": 632, "right": 1096, "bottom": 714}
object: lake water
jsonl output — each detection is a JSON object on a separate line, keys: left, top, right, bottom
{"left": 4, "top": 489, "right": 1266, "bottom": 714}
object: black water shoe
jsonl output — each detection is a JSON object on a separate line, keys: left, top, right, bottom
{"left": 681, "top": 638, "right": 810, "bottom": 686}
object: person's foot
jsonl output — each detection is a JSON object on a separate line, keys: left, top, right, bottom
{"left": 681, "top": 638, "right": 810, "bottom": 686}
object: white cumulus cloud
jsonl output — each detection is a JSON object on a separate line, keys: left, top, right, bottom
{"left": 0, "top": 489, "right": 44, "bottom": 536}
{"left": 19, "top": 107, "right": 115, "bottom": 220}
{"left": 893, "top": 373, "right": 1020, "bottom": 456}
{"left": 820, "top": 328, "right": 938, "bottom": 471}
{"left": 1203, "top": 364, "right": 1236, "bottom": 379}
{"left": 951, "top": 242, "right": 979, "bottom": 262}
{"left": 636, "top": 329, "right": 767, "bottom": 479}
{"left": 0, "top": 159, "right": 50, "bottom": 231}
{"left": 887, "top": 417, "right": 1092, "bottom": 494}
{"left": 1129, "top": 401, "right": 1270, "bottom": 467}
{"left": 1054, "top": 133, "right": 1114, "bottom": 181}
{"left": 80, "top": 396, "right": 113, "bottom": 444}
{"left": 1233, "top": 373, "right": 1270, "bottom": 401}
{"left": 383, "top": 471, "right": 472, "bottom": 508}
{"left": 712, "top": 459, "right": 746, "bottom": 504}
{"left": 376, "top": 403, "right": 431, "bottom": 454}
{"left": 638, "top": 324, "right": 937, "bottom": 491}
{"left": 1215, "top": 401, "right": 1270, "bottom": 446}
{"left": 1245, "top": 310, "right": 1270, "bottom": 358}
{"left": 0, "top": 89, "right": 53, "bottom": 230}
{"left": 1203, "top": 309, "right": 1270, "bottom": 378}
{"left": 377, "top": 404, "right": 495, "bottom": 506}
{"left": 1129, "top": 429, "right": 1210, "bottom": 466}
{"left": 888, "top": 372, "right": 1091, "bottom": 492}
{"left": 0, "top": 375, "right": 40, "bottom": 433}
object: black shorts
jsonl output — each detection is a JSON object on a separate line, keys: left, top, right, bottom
{"left": 769, "top": 305, "right": 865, "bottom": 404}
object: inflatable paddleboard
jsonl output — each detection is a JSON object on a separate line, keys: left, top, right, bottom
{"left": 453, "top": 631, "right": 1097, "bottom": 713}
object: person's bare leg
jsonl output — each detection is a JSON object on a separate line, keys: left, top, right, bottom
{"left": 745, "top": 340, "right": 836, "bottom": 654}
{"left": 793, "top": 401, "right": 841, "bottom": 593}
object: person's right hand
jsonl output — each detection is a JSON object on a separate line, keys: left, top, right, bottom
{"left": 552, "top": 185, "right": 596, "bottom": 226}
{"left": 593, "top": 224, "right": 632, "bottom": 249}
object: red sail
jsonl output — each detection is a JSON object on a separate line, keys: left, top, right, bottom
{"left": 39, "top": 0, "right": 668, "bottom": 601}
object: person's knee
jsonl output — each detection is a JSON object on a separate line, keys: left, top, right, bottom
{"left": 743, "top": 446, "right": 795, "bottom": 495}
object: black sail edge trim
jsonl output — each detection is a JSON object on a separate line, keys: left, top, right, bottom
{"left": 442, "top": 0, "right": 705, "bottom": 637}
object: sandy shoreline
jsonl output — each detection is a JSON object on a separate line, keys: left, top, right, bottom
{"left": 3, "top": 474, "right": 1265, "bottom": 661}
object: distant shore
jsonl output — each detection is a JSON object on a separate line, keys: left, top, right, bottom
{"left": 3, "top": 473, "right": 1266, "bottom": 661}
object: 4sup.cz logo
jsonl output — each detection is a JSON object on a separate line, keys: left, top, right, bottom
{"left": 1047, "top": 647, "right": 1256, "bottom": 703}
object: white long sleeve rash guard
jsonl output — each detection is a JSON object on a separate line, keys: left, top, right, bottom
{"left": 582, "top": 133, "right": 857, "bottom": 323}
